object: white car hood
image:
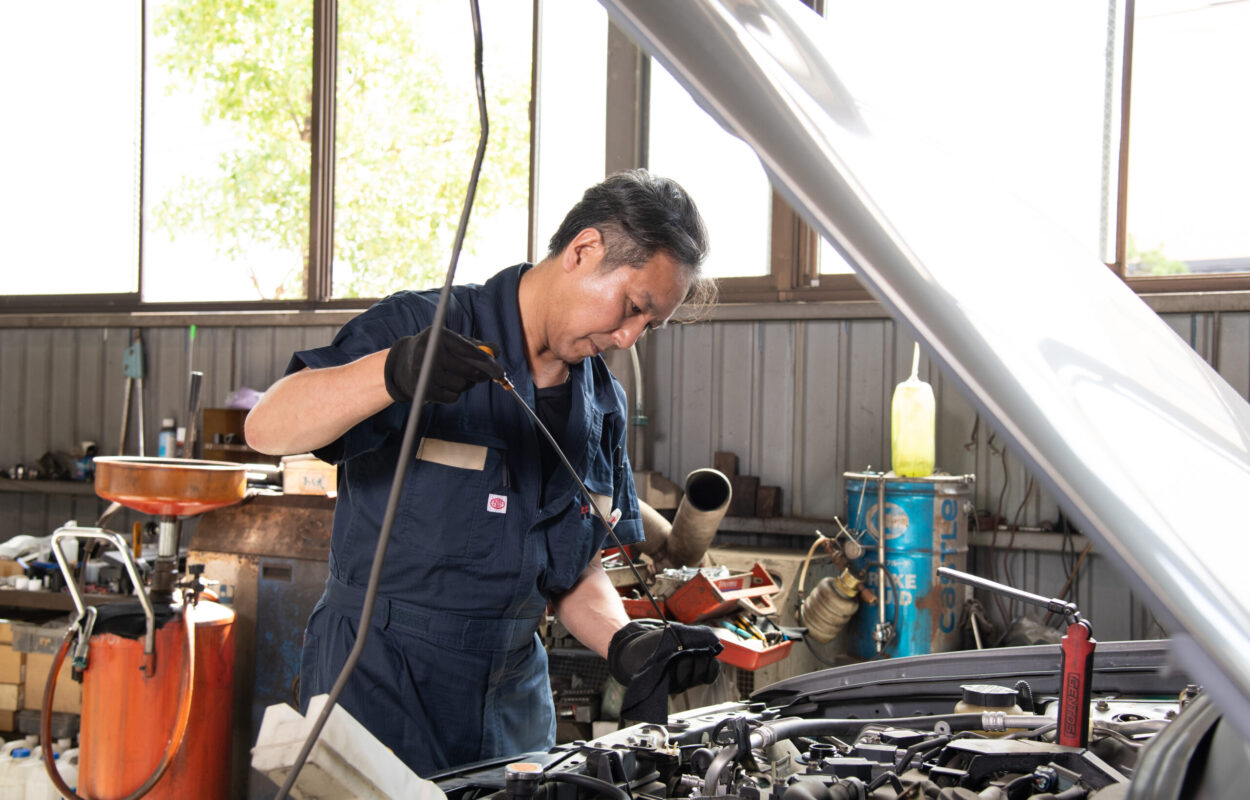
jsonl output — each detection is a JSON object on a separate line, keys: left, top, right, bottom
{"left": 601, "top": 0, "right": 1250, "bottom": 731}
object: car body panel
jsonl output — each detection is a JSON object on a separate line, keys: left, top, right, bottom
{"left": 599, "top": 0, "right": 1250, "bottom": 731}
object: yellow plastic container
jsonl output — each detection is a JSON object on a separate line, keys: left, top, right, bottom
{"left": 891, "top": 344, "right": 935, "bottom": 477}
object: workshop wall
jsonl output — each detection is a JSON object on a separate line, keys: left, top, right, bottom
{"left": 642, "top": 309, "right": 1250, "bottom": 523}
{"left": 0, "top": 323, "right": 337, "bottom": 541}
{"left": 0, "top": 306, "right": 1244, "bottom": 642}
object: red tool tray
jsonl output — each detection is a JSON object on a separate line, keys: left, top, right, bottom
{"left": 666, "top": 563, "right": 780, "bottom": 624}
{"left": 714, "top": 632, "right": 793, "bottom": 671}
{"left": 621, "top": 596, "right": 669, "bottom": 619}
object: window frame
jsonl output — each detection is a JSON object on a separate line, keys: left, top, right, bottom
{"left": 0, "top": 0, "right": 540, "bottom": 316}
{"left": 3, "top": 0, "right": 1246, "bottom": 317}
{"left": 610, "top": 0, "right": 1250, "bottom": 305}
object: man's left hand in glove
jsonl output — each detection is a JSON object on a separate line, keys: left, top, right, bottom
{"left": 607, "top": 621, "right": 723, "bottom": 723}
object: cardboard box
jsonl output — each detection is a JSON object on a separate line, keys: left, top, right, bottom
{"left": 282, "top": 454, "right": 338, "bottom": 496}
{"left": 0, "top": 620, "right": 11, "bottom": 646}
{"left": 24, "top": 652, "right": 80, "bottom": 715}
{"left": 0, "top": 647, "right": 24, "bottom": 684}
{"left": 0, "top": 682, "right": 23, "bottom": 712}
{"left": 0, "top": 709, "right": 14, "bottom": 732}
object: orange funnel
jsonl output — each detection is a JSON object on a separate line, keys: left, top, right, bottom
{"left": 93, "top": 457, "right": 247, "bottom": 517}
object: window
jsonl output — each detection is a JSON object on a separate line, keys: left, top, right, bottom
{"left": 532, "top": 0, "right": 609, "bottom": 266}
{"left": 143, "top": 0, "right": 312, "bottom": 302}
{"left": 333, "top": 0, "right": 533, "bottom": 297}
{"left": 1126, "top": 0, "right": 1250, "bottom": 280}
{"left": 648, "top": 61, "right": 773, "bottom": 281}
{"left": 2, "top": 0, "right": 532, "bottom": 309}
{"left": 1, "top": 2, "right": 141, "bottom": 297}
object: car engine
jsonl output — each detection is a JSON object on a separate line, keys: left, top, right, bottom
{"left": 432, "top": 641, "right": 1232, "bottom": 800}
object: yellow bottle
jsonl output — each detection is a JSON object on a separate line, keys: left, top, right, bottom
{"left": 891, "top": 344, "right": 935, "bottom": 477}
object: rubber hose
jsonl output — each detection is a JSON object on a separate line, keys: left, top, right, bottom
{"left": 545, "top": 771, "right": 632, "bottom": 800}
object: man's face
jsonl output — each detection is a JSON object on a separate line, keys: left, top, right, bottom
{"left": 548, "top": 233, "right": 691, "bottom": 365}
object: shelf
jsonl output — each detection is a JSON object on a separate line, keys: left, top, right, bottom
{"left": 0, "top": 588, "right": 133, "bottom": 612}
{"left": 203, "top": 443, "right": 256, "bottom": 453}
{"left": 717, "top": 516, "right": 836, "bottom": 536}
{"left": 0, "top": 479, "right": 99, "bottom": 497}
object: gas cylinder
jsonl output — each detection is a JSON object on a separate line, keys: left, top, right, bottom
{"left": 74, "top": 598, "right": 234, "bottom": 799}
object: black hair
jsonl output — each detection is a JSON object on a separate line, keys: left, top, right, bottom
{"left": 547, "top": 169, "right": 710, "bottom": 274}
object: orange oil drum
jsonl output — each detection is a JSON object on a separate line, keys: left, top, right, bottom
{"left": 77, "top": 599, "right": 235, "bottom": 800}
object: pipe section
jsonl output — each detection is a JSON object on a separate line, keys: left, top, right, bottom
{"left": 640, "top": 468, "right": 732, "bottom": 570}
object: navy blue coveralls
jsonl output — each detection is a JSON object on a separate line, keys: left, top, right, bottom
{"left": 288, "top": 264, "right": 644, "bottom": 776}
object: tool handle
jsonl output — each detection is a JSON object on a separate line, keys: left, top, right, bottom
{"left": 184, "top": 370, "right": 203, "bottom": 458}
{"left": 1057, "top": 620, "right": 1096, "bottom": 747}
{"left": 937, "top": 566, "right": 1078, "bottom": 619}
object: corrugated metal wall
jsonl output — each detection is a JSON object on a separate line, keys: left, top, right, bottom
{"left": 0, "top": 306, "right": 1245, "bottom": 640}
{"left": 639, "top": 308, "right": 1249, "bottom": 641}
{"left": 0, "top": 323, "right": 338, "bottom": 542}
{"left": 644, "top": 310, "right": 1250, "bottom": 522}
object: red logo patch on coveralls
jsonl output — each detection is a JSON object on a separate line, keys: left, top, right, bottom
{"left": 487, "top": 494, "right": 508, "bottom": 514}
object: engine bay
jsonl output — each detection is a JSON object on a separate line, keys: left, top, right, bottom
{"left": 432, "top": 641, "right": 1231, "bottom": 800}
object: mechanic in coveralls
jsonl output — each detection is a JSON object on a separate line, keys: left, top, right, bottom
{"left": 245, "top": 170, "right": 723, "bottom": 776}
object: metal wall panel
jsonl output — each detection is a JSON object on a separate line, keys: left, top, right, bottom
{"left": 1, "top": 307, "right": 1247, "bottom": 635}
{"left": 642, "top": 317, "right": 1068, "bottom": 526}
{"left": 0, "top": 323, "right": 338, "bottom": 541}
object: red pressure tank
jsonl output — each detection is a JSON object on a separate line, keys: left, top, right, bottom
{"left": 75, "top": 599, "right": 235, "bottom": 800}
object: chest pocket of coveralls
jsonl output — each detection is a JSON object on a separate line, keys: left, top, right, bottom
{"left": 398, "top": 434, "right": 508, "bottom": 561}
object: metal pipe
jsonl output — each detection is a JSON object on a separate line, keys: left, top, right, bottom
{"left": 51, "top": 525, "right": 156, "bottom": 659}
{"left": 876, "top": 473, "right": 886, "bottom": 650}
{"left": 938, "top": 566, "right": 1079, "bottom": 621}
{"left": 665, "top": 468, "right": 732, "bottom": 568}
{"left": 636, "top": 500, "right": 671, "bottom": 557}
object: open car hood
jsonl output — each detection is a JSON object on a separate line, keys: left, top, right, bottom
{"left": 600, "top": 0, "right": 1250, "bottom": 732}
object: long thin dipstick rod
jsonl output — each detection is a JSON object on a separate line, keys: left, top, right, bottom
{"left": 937, "top": 566, "right": 1080, "bottom": 621}
{"left": 273, "top": 1, "right": 488, "bottom": 795}
{"left": 496, "top": 374, "right": 681, "bottom": 650}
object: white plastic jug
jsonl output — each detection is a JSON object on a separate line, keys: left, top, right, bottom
{"left": 57, "top": 748, "right": 79, "bottom": 797}
{"left": 21, "top": 749, "right": 55, "bottom": 800}
{"left": 0, "top": 736, "right": 38, "bottom": 758}
{"left": 891, "top": 343, "right": 935, "bottom": 477}
{"left": 0, "top": 745, "right": 32, "bottom": 798}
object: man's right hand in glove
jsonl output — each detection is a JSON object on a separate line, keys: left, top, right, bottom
{"left": 384, "top": 327, "right": 505, "bottom": 405}
{"left": 607, "top": 621, "right": 723, "bottom": 723}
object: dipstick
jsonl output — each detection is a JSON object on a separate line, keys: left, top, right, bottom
{"left": 479, "top": 346, "right": 681, "bottom": 649}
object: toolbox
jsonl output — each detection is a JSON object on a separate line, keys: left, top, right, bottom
{"left": 713, "top": 628, "right": 793, "bottom": 671}
{"left": 666, "top": 562, "right": 780, "bottom": 624}
{"left": 621, "top": 596, "right": 669, "bottom": 619}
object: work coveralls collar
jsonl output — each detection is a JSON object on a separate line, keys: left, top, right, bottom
{"left": 478, "top": 264, "right": 612, "bottom": 509}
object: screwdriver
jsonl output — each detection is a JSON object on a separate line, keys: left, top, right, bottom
{"left": 477, "top": 345, "right": 682, "bottom": 650}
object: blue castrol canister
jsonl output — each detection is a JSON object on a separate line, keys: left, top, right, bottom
{"left": 844, "top": 472, "right": 973, "bottom": 659}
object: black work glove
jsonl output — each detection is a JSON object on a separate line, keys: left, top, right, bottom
{"left": 383, "top": 326, "right": 505, "bottom": 405}
{"left": 608, "top": 621, "right": 723, "bottom": 723}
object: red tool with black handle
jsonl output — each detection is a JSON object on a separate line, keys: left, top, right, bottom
{"left": 938, "top": 566, "right": 1096, "bottom": 748}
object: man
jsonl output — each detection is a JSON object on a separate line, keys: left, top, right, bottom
{"left": 245, "top": 170, "right": 722, "bottom": 776}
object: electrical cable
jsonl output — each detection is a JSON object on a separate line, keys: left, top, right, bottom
{"left": 273, "top": 1, "right": 489, "bottom": 794}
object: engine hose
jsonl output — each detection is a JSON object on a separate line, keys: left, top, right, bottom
{"left": 42, "top": 605, "right": 197, "bottom": 800}
{"left": 865, "top": 771, "right": 904, "bottom": 794}
{"left": 894, "top": 735, "right": 948, "bottom": 771}
{"left": 702, "top": 742, "right": 742, "bottom": 794}
{"left": 544, "top": 771, "right": 632, "bottom": 800}
{"left": 1014, "top": 679, "right": 1035, "bottom": 712}
{"left": 757, "top": 714, "right": 1052, "bottom": 748}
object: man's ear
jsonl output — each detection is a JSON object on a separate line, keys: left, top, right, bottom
{"left": 562, "top": 227, "right": 606, "bottom": 272}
